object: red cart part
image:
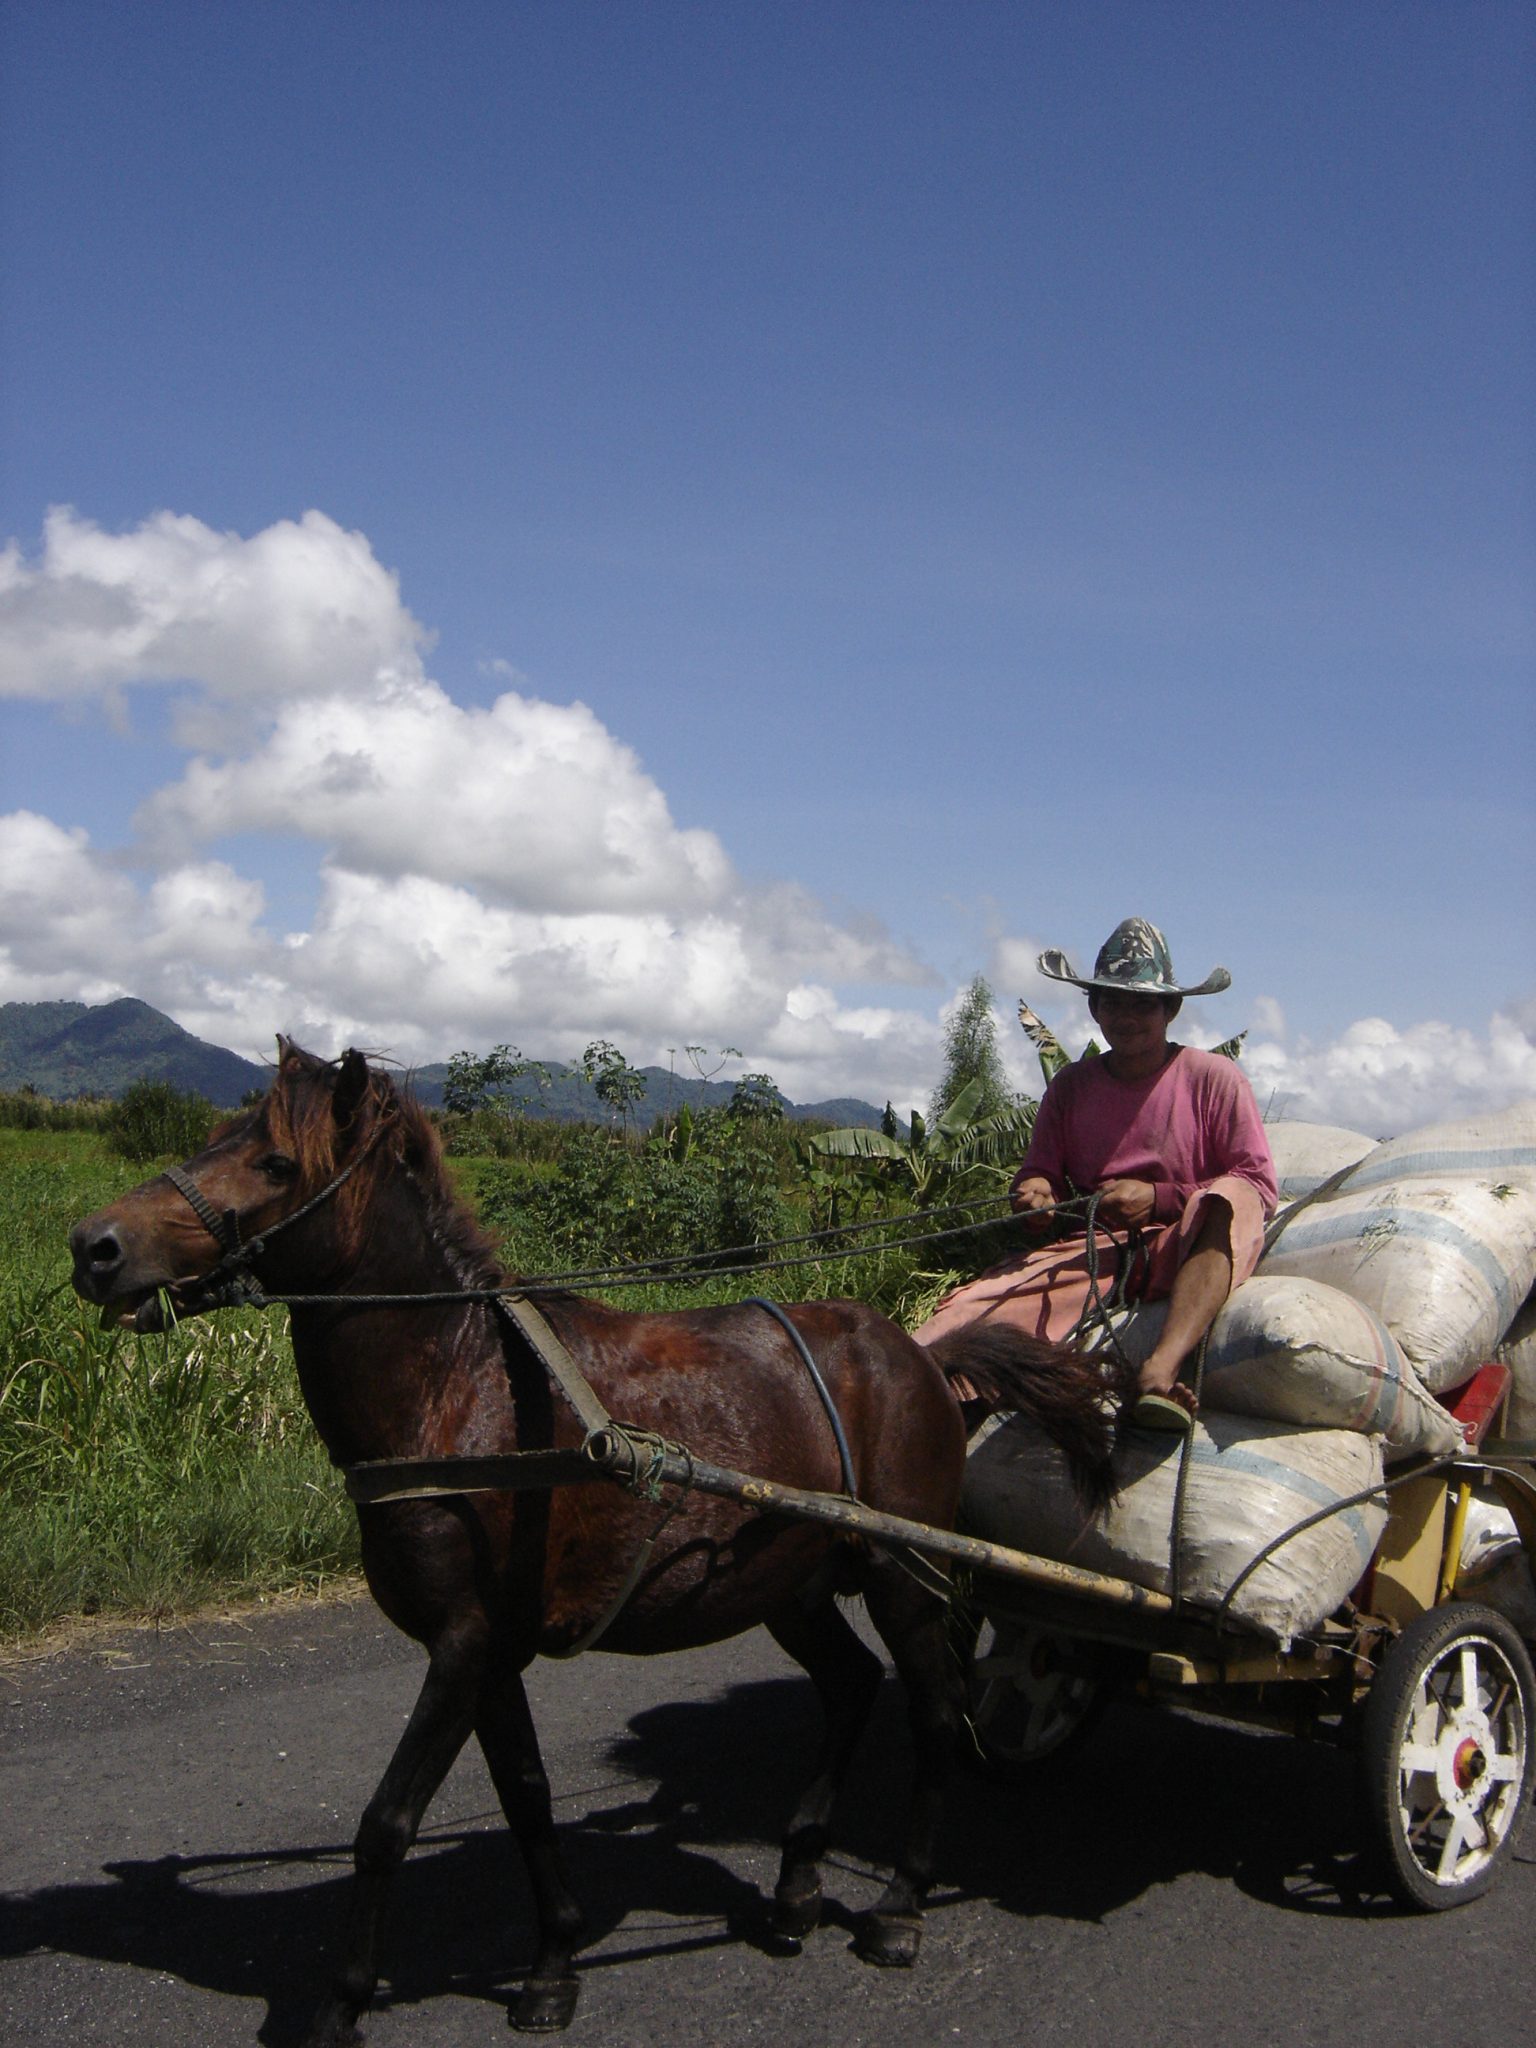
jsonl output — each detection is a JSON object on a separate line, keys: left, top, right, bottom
{"left": 1440, "top": 1362, "right": 1512, "bottom": 1448}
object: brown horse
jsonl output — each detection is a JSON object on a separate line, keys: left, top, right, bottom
{"left": 69, "top": 1042, "right": 1118, "bottom": 2042}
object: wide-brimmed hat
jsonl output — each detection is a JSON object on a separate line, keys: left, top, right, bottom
{"left": 1037, "top": 917, "right": 1231, "bottom": 999}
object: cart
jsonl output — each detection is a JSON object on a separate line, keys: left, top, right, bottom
{"left": 959, "top": 1359, "right": 1536, "bottom": 1911}
{"left": 351, "top": 1334, "right": 1536, "bottom": 1918}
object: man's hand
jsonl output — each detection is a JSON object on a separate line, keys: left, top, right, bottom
{"left": 1095, "top": 1177, "right": 1157, "bottom": 1228}
{"left": 1009, "top": 1173, "right": 1057, "bottom": 1231}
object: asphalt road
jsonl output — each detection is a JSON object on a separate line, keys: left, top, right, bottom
{"left": 3, "top": 1592, "right": 1533, "bottom": 2048}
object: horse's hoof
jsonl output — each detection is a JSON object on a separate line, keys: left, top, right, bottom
{"left": 298, "top": 1998, "right": 366, "bottom": 2047}
{"left": 509, "top": 1975, "right": 580, "bottom": 2033}
{"left": 768, "top": 1884, "right": 822, "bottom": 1949}
{"left": 854, "top": 1911, "right": 923, "bottom": 1969}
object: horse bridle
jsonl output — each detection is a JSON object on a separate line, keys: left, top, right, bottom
{"left": 160, "top": 1126, "right": 387, "bottom": 1313}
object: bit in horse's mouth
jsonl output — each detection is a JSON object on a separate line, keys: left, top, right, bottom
{"left": 99, "top": 1289, "right": 181, "bottom": 1334}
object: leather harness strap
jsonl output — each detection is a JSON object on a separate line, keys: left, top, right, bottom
{"left": 164, "top": 1164, "right": 241, "bottom": 1255}
{"left": 494, "top": 1291, "right": 615, "bottom": 1438}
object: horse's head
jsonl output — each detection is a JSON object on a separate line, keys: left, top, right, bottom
{"left": 69, "top": 1040, "right": 405, "bottom": 1330}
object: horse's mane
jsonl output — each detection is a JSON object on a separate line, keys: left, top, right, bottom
{"left": 261, "top": 1043, "right": 507, "bottom": 1290}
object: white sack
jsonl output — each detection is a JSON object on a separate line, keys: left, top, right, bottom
{"left": 1264, "top": 1120, "right": 1378, "bottom": 1201}
{"left": 1076, "top": 1276, "right": 1459, "bottom": 1458}
{"left": 1350, "top": 1102, "right": 1536, "bottom": 1190}
{"left": 1497, "top": 1288, "right": 1536, "bottom": 1440}
{"left": 1456, "top": 1501, "right": 1536, "bottom": 1642}
{"left": 1259, "top": 1108, "right": 1536, "bottom": 1391}
{"left": 1199, "top": 1276, "right": 1460, "bottom": 1457}
{"left": 962, "top": 1412, "right": 1386, "bottom": 1647}
{"left": 1459, "top": 1496, "right": 1523, "bottom": 1578}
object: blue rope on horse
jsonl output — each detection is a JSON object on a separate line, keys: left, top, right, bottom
{"left": 744, "top": 1297, "right": 859, "bottom": 1500}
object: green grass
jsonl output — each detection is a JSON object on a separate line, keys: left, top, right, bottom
{"left": 0, "top": 1129, "right": 358, "bottom": 1642}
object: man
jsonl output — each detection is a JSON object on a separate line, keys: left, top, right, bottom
{"left": 915, "top": 918, "right": 1277, "bottom": 1431}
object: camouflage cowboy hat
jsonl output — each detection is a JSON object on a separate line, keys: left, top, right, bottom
{"left": 1037, "top": 917, "right": 1231, "bottom": 999}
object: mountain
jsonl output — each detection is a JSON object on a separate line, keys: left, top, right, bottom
{"left": 0, "top": 999, "right": 269, "bottom": 1104}
{"left": 0, "top": 1000, "right": 888, "bottom": 1127}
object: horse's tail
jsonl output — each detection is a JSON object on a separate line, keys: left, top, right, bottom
{"left": 925, "top": 1325, "right": 1133, "bottom": 1512}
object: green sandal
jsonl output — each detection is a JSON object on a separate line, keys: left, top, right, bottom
{"left": 1131, "top": 1391, "right": 1196, "bottom": 1435}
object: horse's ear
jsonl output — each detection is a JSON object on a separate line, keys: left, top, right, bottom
{"left": 333, "top": 1048, "right": 371, "bottom": 1129}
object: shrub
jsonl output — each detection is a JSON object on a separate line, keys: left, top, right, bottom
{"left": 105, "top": 1080, "right": 217, "bottom": 1163}
{"left": 476, "top": 1112, "right": 791, "bottom": 1277}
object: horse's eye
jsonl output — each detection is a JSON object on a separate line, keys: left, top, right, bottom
{"left": 260, "top": 1153, "right": 298, "bottom": 1182}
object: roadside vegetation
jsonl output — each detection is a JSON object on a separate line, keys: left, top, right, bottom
{"left": 0, "top": 982, "right": 1049, "bottom": 1645}
{"left": 0, "top": 1126, "right": 354, "bottom": 1642}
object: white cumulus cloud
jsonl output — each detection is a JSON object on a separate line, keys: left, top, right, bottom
{"left": 0, "top": 505, "right": 940, "bottom": 1098}
{"left": 4, "top": 504, "right": 1532, "bottom": 1133}
{"left": 137, "top": 679, "right": 735, "bottom": 915}
{"left": 0, "top": 809, "right": 277, "bottom": 1020}
{"left": 985, "top": 937, "right": 1536, "bottom": 1137}
{"left": 1245, "top": 1014, "right": 1536, "bottom": 1136}
{"left": 0, "top": 506, "right": 427, "bottom": 736}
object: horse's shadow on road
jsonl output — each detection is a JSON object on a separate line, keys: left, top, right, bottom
{"left": 5, "top": 1671, "right": 1402, "bottom": 2042}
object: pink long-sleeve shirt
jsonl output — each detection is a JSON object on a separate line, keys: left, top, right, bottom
{"left": 1020, "top": 1046, "right": 1278, "bottom": 1224}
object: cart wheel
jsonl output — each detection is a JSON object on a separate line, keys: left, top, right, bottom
{"left": 1359, "top": 1601, "right": 1536, "bottom": 1910}
{"left": 967, "top": 1620, "right": 1104, "bottom": 1778}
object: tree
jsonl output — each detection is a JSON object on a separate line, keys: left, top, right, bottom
{"left": 931, "top": 975, "right": 1014, "bottom": 1122}
{"left": 442, "top": 1043, "right": 549, "bottom": 1116}
{"left": 726, "top": 1072, "right": 785, "bottom": 1121}
{"left": 105, "top": 1079, "right": 216, "bottom": 1162}
{"left": 578, "top": 1039, "right": 648, "bottom": 1131}
{"left": 1015, "top": 1002, "right": 1084, "bottom": 1084}
{"left": 683, "top": 1044, "right": 742, "bottom": 1087}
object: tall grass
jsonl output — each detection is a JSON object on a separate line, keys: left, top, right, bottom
{"left": 0, "top": 1130, "right": 357, "bottom": 1642}
{"left": 0, "top": 1089, "right": 112, "bottom": 1132}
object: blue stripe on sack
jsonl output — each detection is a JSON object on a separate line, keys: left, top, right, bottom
{"left": 1201, "top": 1346, "right": 1387, "bottom": 1433}
{"left": 1265, "top": 1206, "right": 1524, "bottom": 1330}
{"left": 1349, "top": 1146, "right": 1536, "bottom": 1189}
{"left": 1183, "top": 1439, "right": 1377, "bottom": 1560}
{"left": 1202, "top": 1296, "right": 1409, "bottom": 1435}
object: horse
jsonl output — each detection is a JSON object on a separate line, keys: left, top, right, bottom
{"left": 69, "top": 1041, "right": 1121, "bottom": 2042}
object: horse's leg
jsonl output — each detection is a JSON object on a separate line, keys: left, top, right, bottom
{"left": 474, "top": 1661, "right": 586, "bottom": 2033}
{"left": 764, "top": 1595, "right": 884, "bottom": 1948}
{"left": 301, "top": 1641, "right": 479, "bottom": 2048}
{"left": 854, "top": 1559, "right": 964, "bottom": 1969}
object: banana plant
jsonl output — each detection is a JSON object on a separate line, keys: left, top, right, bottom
{"left": 1017, "top": 1001, "right": 1097, "bottom": 1080}
{"left": 807, "top": 1077, "right": 1036, "bottom": 1209}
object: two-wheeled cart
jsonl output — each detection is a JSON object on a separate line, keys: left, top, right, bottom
{"left": 351, "top": 1320, "right": 1536, "bottom": 1915}
{"left": 959, "top": 1360, "right": 1536, "bottom": 1910}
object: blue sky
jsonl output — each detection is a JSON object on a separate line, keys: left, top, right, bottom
{"left": 1, "top": 2, "right": 1532, "bottom": 1130}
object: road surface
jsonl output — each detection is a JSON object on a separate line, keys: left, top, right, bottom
{"left": 3, "top": 1592, "right": 1532, "bottom": 2045}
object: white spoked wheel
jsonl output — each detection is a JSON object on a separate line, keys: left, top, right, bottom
{"left": 967, "top": 1620, "right": 1103, "bottom": 1779}
{"left": 1360, "top": 1601, "right": 1536, "bottom": 1910}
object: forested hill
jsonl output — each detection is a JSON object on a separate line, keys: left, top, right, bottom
{"left": 0, "top": 999, "right": 268, "bottom": 1104}
{"left": 0, "top": 1000, "right": 885, "bottom": 1128}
